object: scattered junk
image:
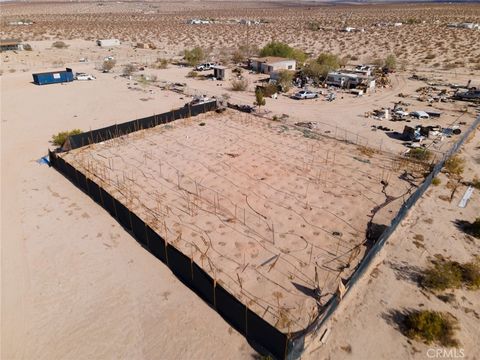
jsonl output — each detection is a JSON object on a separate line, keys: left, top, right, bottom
{"left": 350, "top": 88, "right": 364, "bottom": 96}
{"left": 75, "top": 72, "right": 96, "bottom": 81}
{"left": 447, "top": 22, "right": 480, "bottom": 30}
{"left": 240, "top": 19, "right": 261, "bottom": 25}
{"left": 248, "top": 57, "right": 296, "bottom": 75}
{"left": 325, "top": 71, "right": 376, "bottom": 92}
{"left": 454, "top": 88, "right": 480, "bottom": 103}
{"left": 227, "top": 103, "right": 255, "bottom": 113}
{"left": 458, "top": 186, "right": 474, "bottom": 208}
{"left": 410, "top": 111, "right": 430, "bottom": 119}
{"left": 187, "top": 19, "right": 211, "bottom": 25}
{"left": 79, "top": 57, "right": 88, "bottom": 63}
{"left": 402, "top": 124, "right": 461, "bottom": 143}
{"left": 96, "top": 38, "right": 120, "bottom": 47}
{"left": 189, "top": 95, "right": 216, "bottom": 106}
{"left": 32, "top": 68, "right": 74, "bottom": 85}
{"left": 213, "top": 66, "right": 226, "bottom": 80}
{"left": 326, "top": 92, "right": 336, "bottom": 102}
{"left": 0, "top": 39, "right": 23, "bottom": 52}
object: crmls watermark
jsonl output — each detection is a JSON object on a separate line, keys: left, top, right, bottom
{"left": 427, "top": 348, "right": 465, "bottom": 358}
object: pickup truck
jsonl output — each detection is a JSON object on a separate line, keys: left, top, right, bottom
{"left": 195, "top": 63, "right": 215, "bottom": 71}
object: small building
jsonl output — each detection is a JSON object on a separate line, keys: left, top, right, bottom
{"left": 97, "top": 39, "right": 120, "bottom": 47}
{"left": 32, "top": 68, "right": 74, "bottom": 85}
{"left": 326, "top": 71, "right": 375, "bottom": 91}
{"left": 213, "top": 66, "right": 226, "bottom": 80}
{"left": 0, "top": 39, "right": 23, "bottom": 52}
{"left": 248, "top": 57, "right": 296, "bottom": 74}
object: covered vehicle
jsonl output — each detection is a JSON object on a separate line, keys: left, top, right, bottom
{"left": 411, "top": 111, "right": 430, "bottom": 119}
{"left": 292, "top": 90, "right": 318, "bottom": 100}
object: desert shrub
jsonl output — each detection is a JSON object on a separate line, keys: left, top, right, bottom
{"left": 152, "top": 58, "right": 168, "bottom": 69}
{"left": 52, "top": 41, "right": 68, "bottom": 49}
{"left": 102, "top": 59, "right": 116, "bottom": 72}
{"left": 423, "top": 258, "right": 480, "bottom": 290}
{"left": 122, "top": 63, "right": 137, "bottom": 76}
{"left": 254, "top": 88, "right": 266, "bottom": 107}
{"left": 404, "top": 310, "right": 459, "bottom": 347}
{"left": 184, "top": 47, "right": 205, "bottom": 66}
{"left": 432, "top": 177, "right": 441, "bottom": 186}
{"left": 384, "top": 54, "right": 397, "bottom": 71}
{"left": 423, "top": 261, "right": 463, "bottom": 290}
{"left": 231, "top": 78, "right": 248, "bottom": 91}
{"left": 471, "top": 176, "right": 480, "bottom": 190}
{"left": 52, "top": 129, "right": 82, "bottom": 146}
{"left": 186, "top": 70, "right": 198, "bottom": 78}
{"left": 232, "top": 50, "right": 246, "bottom": 64}
{"left": 307, "top": 21, "right": 321, "bottom": 31}
{"left": 444, "top": 155, "right": 465, "bottom": 178}
{"left": 425, "top": 53, "right": 436, "bottom": 60}
{"left": 302, "top": 53, "right": 340, "bottom": 80}
{"left": 259, "top": 41, "right": 306, "bottom": 63}
{"left": 350, "top": 55, "right": 359, "bottom": 61}
{"left": 276, "top": 69, "right": 294, "bottom": 91}
{"left": 407, "top": 148, "right": 432, "bottom": 161}
{"left": 23, "top": 43, "right": 32, "bottom": 51}
{"left": 260, "top": 83, "right": 279, "bottom": 97}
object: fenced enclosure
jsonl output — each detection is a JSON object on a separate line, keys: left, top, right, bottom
{"left": 48, "top": 101, "right": 479, "bottom": 359}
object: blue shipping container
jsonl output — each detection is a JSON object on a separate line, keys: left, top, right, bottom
{"left": 32, "top": 68, "right": 74, "bottom": 85}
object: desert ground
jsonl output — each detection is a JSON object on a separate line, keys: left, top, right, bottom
{"left": 1, "top": 1, "right": 480, "bottom": 359}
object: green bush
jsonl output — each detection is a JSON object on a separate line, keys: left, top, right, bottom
{"left": 52, "top": 129, "right": 82, "bottom": 146}
{"left": 407, "top": 148, "right": 433, "bottom": 161}
{"left": 423, "top": 258, "right": 480, "bottom": 290}
{"left": 423, "top": 261, "right": 463, "bottom": 291}
{"left": 444, "top": 155, "right": 465, "bottom": 178}
{"left": 432, "top": 177, "right": 441, "bottom": 186}
{"left": 259, "top": 41, "right": 306, "bottom": 63}
{"left": 254, "top": 88, "right": 266, "bottom": 107}
{"left": 384, "top": 54, "right": 397, "bottom": 71}
{"left": 184, "top": 47, "right": 205, "bottom": 66}
{"left": 404, "top": 310, "right": 459, "bottom": 347}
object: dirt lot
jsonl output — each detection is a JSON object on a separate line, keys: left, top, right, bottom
{"left": 59, "top": 109, "right": 422, "bottom": 332}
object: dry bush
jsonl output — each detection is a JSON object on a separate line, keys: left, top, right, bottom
{"left": 52, "top": 41, "right": 68, "bottom": 49}
{"left": 404, "top": 310, "right": 459, "bottom": 347}
{"left": 231, "top": 78, "right": 248, "bottom": 91}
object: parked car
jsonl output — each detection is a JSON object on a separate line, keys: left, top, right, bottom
{"left": 75, "top": 73, "right": 96, "bottom": 81}
{"left": 195, "top": 63, "right": 215, "bottom": 71}
{"left": 292, "top": 90, "right": 318, "bottom": 100}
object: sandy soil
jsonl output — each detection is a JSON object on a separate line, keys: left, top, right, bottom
{"left": 305, "top": 128, "right": 480, "bottom": 360}
{"left": 1, "top": 72, "right": 254, "bottom": 359}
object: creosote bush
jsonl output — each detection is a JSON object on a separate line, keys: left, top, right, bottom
{"left": 52, "top": 41, "right": 69, "bottom": 49}
{"left": 52, "top": 129, "right": 82, "bottom": 146}
{"left": 443, "top": 155, "right": 465, "bottom": 178}
{"left": 406, "top": 148, "right": 432, "bottom": 161}
{"left": 259, "top": 41, "right": 306, "bottom": 63}
{"left": 231, "top": 78, "right": 248, "bottom": 91}
{"left": 404, "top": 310, "right": 459, "bottom": 347}
{"left": 423, "top": 257, "right": 480, "bottom": 290}
{"left": 184, "top": 47, "right": 205, "bottom": 66}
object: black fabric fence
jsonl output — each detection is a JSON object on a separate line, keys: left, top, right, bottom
{"left": 48, "top": 149, "right": 292, "bottom": 358}
{"left": 288, "top": 114, "right": 480, "bottom": 350}
{"left": 64, "top": 101, "right": 218, "bottom": 150}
